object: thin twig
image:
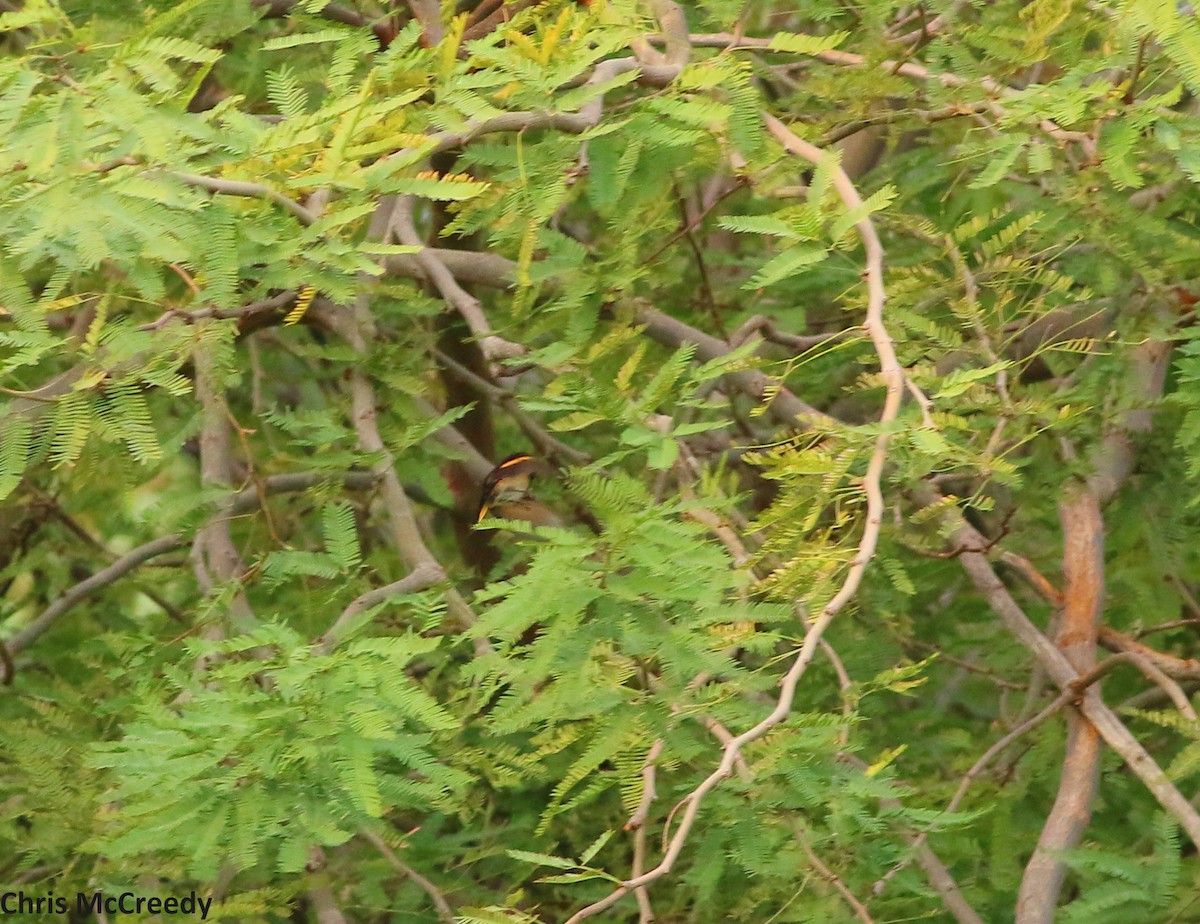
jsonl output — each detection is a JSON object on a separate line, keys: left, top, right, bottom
{"left": 1167, "top": 577, "right": 1200, "bottom": 620}
{"left": 308, "top": 887, "right": 347, "bottom": 924}
{"left": 359, "top": 829, "right": 455, "bottom": 924}
{"left": 390, "top": 197, "right": 523, "bottom": 362}
{"left": 564, "top": 111, "right": 907, "bottom": 924}
{"left": 0, "top": 472, "right": 381, "bottom": 668}
{"left": 251, "top": 0, "right": 367, "bottom": 28}
{"left": 384, "top": 246, "right": 834, "bottom": 430}
{"left": 999, "top": 551, "right": 1064, "bottom": 607}
{"left": 1136, "top": 617, "right": 1200, "bottom": 639}
{"left": 171, "top": 172, "right": 316, "bottom": 225}
{"left": 800, "top": 836, "right": 876, "bottom": 924}
{"left": 926, "top": 486, "right": 1200, "bottom": 846}
{"left": 138, "top": 290, "right": 298, "bottom": 333}
{"left": 841, "top": 752, "right": 986, "bottom": 924}
{"left": 873, "top": 690, "right": 1073, "bottom": 896}
{"left": 317, "top": 564, "right": 446, "bottom": 655}
{"left": 696, "top": 716, "right": 752, "bottom": 781}
{"left": 1097, "top": 629, "right": 1200, "bottom": 707}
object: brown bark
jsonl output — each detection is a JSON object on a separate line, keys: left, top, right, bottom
{"left": 1016, "top": 489, "right": 1104, "bottom": 924}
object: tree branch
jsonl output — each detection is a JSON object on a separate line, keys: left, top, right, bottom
{"left": 251, "top": 0, "right": 367, "bottom": 28}
{"left": 406, "top": 0, "right": 443, "bottom": 45}
{"left": 3, "top": 534, "right": 185, "bottom": 661}
{"left": 0, "top": 472, "right": 381, "bottom": 675}
{"left": 565, "top": 111, "right": 906, "bottom": 924}
{"left": 799, "top": 835, "right": 876, "bottom": 924}
{"left": 359, "top": 829, "right": 455, "bottom": 924}
{"left": 923, "top": 486, "right": 1200, "bottom": 846}
{"left": 171, "top": 172, "right": 316, "bottom": 225}
{"left": 1094, "top": 632, "right": 1200, "bottom": 718}
{"left": 327, "top": 200, "right": 486, "bottom": 651}
{"left": 874, "top": 690, "right": 1074, "bottom": 897}
{"left": 840, "top": 753, "right": 986, "bottom": 924}
{"left": 385, "top": 246, "right": 836, "bottom": 431}
{"left": 1016, "top": 491, "right": 1103, "bottom": 924}
{"left": 317, "top": 563, "right": 446, "bottom": 655}
{"left": 679, "top": 33, "right": 1092, "bottom": 151}
{"left": 191, "top": 337, "right": 257, "bottom": 634}
{"left": 430, "top": 347, "right": 591, "bottom": 465}
{"left": 390, "top": 196, "right": 523, "bottom": 362}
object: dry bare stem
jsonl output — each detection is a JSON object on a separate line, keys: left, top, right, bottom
{"left": 384, "top": 247, "right": 833, "bottom": 430}
{"left": 633, "top": 825, "right": 654, "bottom": 923}
{"left": 626, "top": 739, "right": 664, "bottom": 831}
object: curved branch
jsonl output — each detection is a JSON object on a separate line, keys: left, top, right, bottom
{"left": 317, "top": 563, "right": 445, "bottom": 655}
{"left": 3, "top": 533, "right": 185, "bottom": 656}
{"left": 390, "top": 197, "right": 523, "bottom": 362}
{"left": 925, "top": 487, "right": 1200, "bottom": 846}
{"left": 171, "top": 172, "right": 316, "bottom": 225}
{"left": 0, "top": 472, "right": 381, "bottom": 669}
{"left": 359, "top": 829, "right": 455, "bottom": 924}
{"left": 565, "top": 112, "right": 907, "bottom": 924}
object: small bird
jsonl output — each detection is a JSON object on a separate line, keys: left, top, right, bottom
{"left": 476, "top": 454, "right": 564, "bottom": 528}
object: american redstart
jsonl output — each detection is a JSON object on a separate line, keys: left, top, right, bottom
{"left": 476, "top": 454, "right": 563, "bottom": 527}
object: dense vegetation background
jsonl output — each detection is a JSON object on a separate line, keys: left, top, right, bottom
{"left": 4, "top": 0, "right": 1200, "bottom": 921}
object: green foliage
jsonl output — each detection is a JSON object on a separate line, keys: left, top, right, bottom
{"left": 3, "top": 0, "right": 1200, "bottom": 922}
{"left": 87, "top": 624, "right": 468, "bottom": 877}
